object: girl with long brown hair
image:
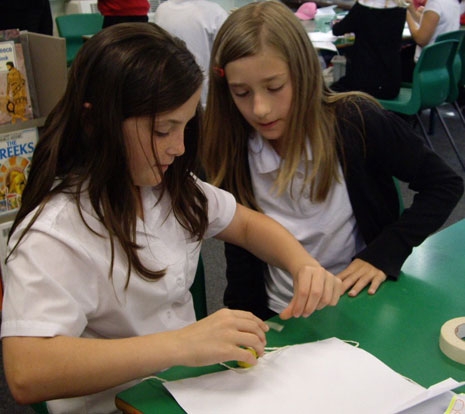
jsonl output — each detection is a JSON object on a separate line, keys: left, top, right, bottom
{"left": 1, "top": 22, "right": 341, "bottom": 413}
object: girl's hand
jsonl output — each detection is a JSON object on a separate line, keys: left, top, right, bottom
{"left": 336, "top": 259, "right": 387, "bottom": 297}
{"left": 280, "top": 265, "right": 342, "bottom": 320}
{"left": 173, "top": 308, "right": 269, "bottom": 367}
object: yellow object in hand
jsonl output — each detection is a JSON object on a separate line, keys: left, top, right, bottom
{"left": 237, "top": 347, "right": 258, "bottom": 368}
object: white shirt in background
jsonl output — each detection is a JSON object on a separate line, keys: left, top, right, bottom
{"left": 414, "top": 0, "right": 460, "bottom": 61}
{"left": 154, "top": 0, "right": 228, "bottom": 106}
{"left": 248, "top": 134, "right": 365, "bottom": 314}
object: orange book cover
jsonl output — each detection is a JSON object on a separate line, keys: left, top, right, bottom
{"left": 0, "top": 127, "right": 38, "bottom": 216}
{"left": 0, "top": 29, "right": 34, "bottom": 126}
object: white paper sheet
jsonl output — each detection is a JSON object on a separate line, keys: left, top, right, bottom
{"left": 315, "top": 5, "right": 337, "bottom": 16}
{"left": 393, "top": 378, "right": 465, "bottom": 413}
{"left": 164, "top": 338, "right": 426, "bottom": 414}
{"left": 308, "top": 32, "right": 338, "bottom": 52}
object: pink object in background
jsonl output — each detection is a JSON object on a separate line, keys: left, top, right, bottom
{"left": 413, "top": 0, "right": 426, "bottom": 8}
{"left": 295, "top": 2, "right": 317, "bottom": 20}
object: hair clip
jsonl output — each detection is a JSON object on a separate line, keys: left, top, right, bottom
{"left": 213, "top": 66, "right": 225, "bottom": 77}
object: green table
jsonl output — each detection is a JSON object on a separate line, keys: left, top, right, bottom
{"left": 116, "top": 219, "right": 465, "bottom": 413}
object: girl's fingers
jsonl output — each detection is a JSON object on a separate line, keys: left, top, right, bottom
{"left": 235, "top": 331, "right": 266, "bottom": 357}
{"left": 282, "top": 268, "right": 341, "bottom": 318}
{"left": 367, "top": 274, "right": 386, "bottom": 295}
{"left": 280, "top": 297, "right": 296, "bottom": 320}
{"left": 348, "top": 276, "right": 371, "bottom": 297}
{"left": 331, "top": 278, "right": 342, "bottom": 305}
{"left": 341, "top": 274, "right": 359, "bottom": 294}
{"left": 291, "top": 273, "right": 313, "bottom": 318}
{"left": 232, "top": 317, "right": 268, "bottom": 344}
{"left": 316, "top": 274, "right": 339, "bottom": 310}
{"left": 302, "top": 269, "right": 324, "bottom": 317}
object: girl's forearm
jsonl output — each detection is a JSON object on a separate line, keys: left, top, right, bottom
{"left": 218, "top": 204, "right": 321, "bottom": 275}
{"left": 3, "top": 308, "right": 269, "bottom": 405}
{"left": 3, "top": 332, "right": 181, "bottom": 404}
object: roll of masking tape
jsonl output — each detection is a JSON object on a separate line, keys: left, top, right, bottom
{"left": 439, "top": 317, "right": 465, "bottom": 364}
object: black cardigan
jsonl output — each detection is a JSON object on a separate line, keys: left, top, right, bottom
{"left": 223, "top": 100, "right": 464, "bottom": 320}
{"left": 331, "top": 3, "right": 406, "bottom": 99}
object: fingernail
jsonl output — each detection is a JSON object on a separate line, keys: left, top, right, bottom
{"left": 349, "top": 291, "right": 355, "bottom": 296}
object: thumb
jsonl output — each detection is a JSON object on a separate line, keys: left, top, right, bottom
{"left": 279, "top": 298, "right": 296, "bottom": 320}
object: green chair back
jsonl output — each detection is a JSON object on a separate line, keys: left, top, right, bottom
{"left": 436, "top": 30, "right": 465, "bottom": 102}
{"left": 378, "top": 39, "right": 458, "bottom": 115}
{"left": 393, "top": 177, "right": 404, "bottom": 215}
{"left": 415, "top": 40, "right": 458, "bottom": 109}
{"left": 190, "top": 254, "right": 208, "bottom": 320}
{"left": 55, "top": 13, "right": 103, "bottom": 66}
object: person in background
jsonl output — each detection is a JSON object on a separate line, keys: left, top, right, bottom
{"left": 202, "top": 1, "right": 463, "bottom": 320}
{"left": 403, "top": 0, "right": 461, "bottom": 81}
{"left": 154, "top": 0, "right": 228, "bottom": 107}
{"left": 0, "top": 0, "right": 52, "bottom": 35}
{"left": 331, "top": 0, "right": 408, "bottom": 99}
{"left": 1, "top": 22, "right": 341, "bottom": 414}
{"left": 98, "top": 0, "right": 150, "bottom": 28}
{"left": 462, "top": 0, "right": 465, "bottom": 23}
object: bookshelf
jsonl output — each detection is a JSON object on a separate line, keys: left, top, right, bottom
{"left": 0, "top": 31, "right": 67, "bottom": 310}
{"left": 0, "top": 31, "right": 67, "bottom": 222}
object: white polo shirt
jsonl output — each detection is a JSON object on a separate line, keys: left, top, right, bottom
{"left": 154, "top": 0, "right": 228, "bottom": 106}
{"left": 0, "top": 179, "right": 236, "bottom": 414}
{"left": 248, "top": 134, "right": 365, "bottom": 313}
{"left": 414, "top": 0, "right": 460, "bottom": 61}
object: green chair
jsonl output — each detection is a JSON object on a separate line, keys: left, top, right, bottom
{"left": 378, "top": 39, "right": 465, "bottom": 171}
{"left": 190, "top": 254, "right": 208, "bottom": 320}
{"left": 393, "top": 177, "right": 404, "bottom": 215}
{"left": 436, "top": 30, "right": 465, "bottom": 127}
{"left": 55, "top": 13, "right": 103, "bottom": 66}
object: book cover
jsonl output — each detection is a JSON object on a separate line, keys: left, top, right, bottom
{"left": 19, "top": 31, "right": 40, "bottom": 119}
{"left": 0, "top": 127, "right": 38, "bottom": 216}
{"left": 0, "top": 29, "right": 34, "bottom": 126}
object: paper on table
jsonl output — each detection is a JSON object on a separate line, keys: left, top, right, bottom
{"left": 164, "top": 338, "right": 425, "bottom": 414}
{"left": 393, "top": 378, "right": 465, "bottom": 413}
{"left": 308, "top": 32, "right": 338, "bottom": 52}
{"left": 309, "top": 32, "right": 338, "bottom": 43}
{"left": 316, "top": 5, "right": 337, "bottom": 16}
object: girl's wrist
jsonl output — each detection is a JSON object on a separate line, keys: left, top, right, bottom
{"left": 290, "top": 262, "right": 323, "bottom": 280}
{"left": 144, "top": 331, "right": 184, "bottom": 372}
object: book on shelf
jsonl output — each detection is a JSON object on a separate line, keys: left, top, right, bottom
{"left": 0, "top": 29, "right": 34, "bottom": 126}
{"left": 18, "top": 31, "right": 40, "bottom": 119}
{"left": 0, "top": 127, "right": 38, "bottom": 216}
{"left": 0, "top": 218, "right": 13, "bottom": 276}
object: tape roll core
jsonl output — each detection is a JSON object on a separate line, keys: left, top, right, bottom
{"left": 439, "top": 317, "right": 465, "bottom": 365}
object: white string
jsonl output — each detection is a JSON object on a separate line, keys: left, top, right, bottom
{"left": 143, "top": 340, "right": 362, "bottom": 379}
{"left": 142, "top": 374, "right": 168, "bottom": 383}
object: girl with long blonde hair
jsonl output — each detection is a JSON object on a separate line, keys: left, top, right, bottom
{"left": 202, "top": 1, "right": 463, "bottom": 319}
